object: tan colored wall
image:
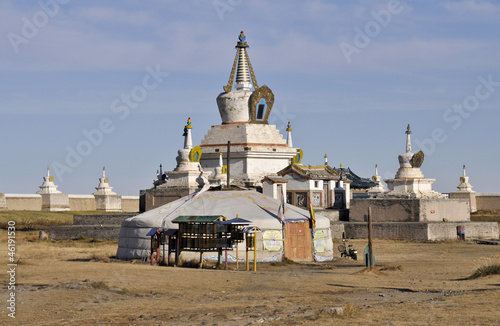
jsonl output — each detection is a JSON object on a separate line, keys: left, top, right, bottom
{"left": 3, "top": 194, "right": 138, "bottom": 212}
{"left": 121, "top": 196, "right": 139, "bottom": 212}
{"left": 420, "top": 199, "right": 470, "bottom": 222}
{"left": 5, "top": 194, "right": 42, "bottom": 210}
{"left": 476, "top": 194, "right": 500, "bottom": 211}
{"left": 68, "top": 195, "right": 96, "bottom": 211}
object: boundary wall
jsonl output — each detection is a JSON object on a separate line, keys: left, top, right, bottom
{"left": 1, "top": 193, "right": 139, "bottom": 212}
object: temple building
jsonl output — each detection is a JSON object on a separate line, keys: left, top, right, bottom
{"left": 139, "top": 32, "right": 373, "bottom": 213}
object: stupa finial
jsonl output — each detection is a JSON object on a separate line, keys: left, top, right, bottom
{"left": 223, "top": 31, "right": 258, "bottom": 93}
{"left": 405, "top": 124, "right": 412, "bottom": 153}
{"left": 286, "top": 121, "right": 293, "bottom": 147}
{"left": 183, "top": 117, "right": 193, "bottom": 149}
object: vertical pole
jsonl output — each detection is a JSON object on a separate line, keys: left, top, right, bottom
{"left": 199, "top": 252, "right": 204, "bottom": 269}
{"left": 368, "top": 207, "right": 373, "bottom": 269}
{"left": 162, "top": 237, "right": 166, "bottom": 266}
{"left": 217, "top": 248, "right": 222, "bottom": 267}
{"left": 227, "top": 141, "right": 231, "bottom": 189}
{"left": 246, "top": 248, "right": 249, "bottom": 271}
{"left": 225, "top": 249, "right": 228, "bottom": 270}
{"left": 236, "top": 242, "right": 239, "bottom": 270}
{"left": 253, "top": 238, "right": 257, "bottom": 272}
{"left": 175, "top": 233, "right": 181, "bottom": 266}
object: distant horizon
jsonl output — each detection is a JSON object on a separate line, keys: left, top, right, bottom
{"left": 1, "top": 1, "right": 499, "bottom": 195}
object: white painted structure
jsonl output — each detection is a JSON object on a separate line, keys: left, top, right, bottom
{"left": 383, "top": 125, "right": 445, "bottom": 199}
{"left": 37, "top": 167, "right": 70, "bottom": 211}
{"left": 199, "top": 33, "right": 297, "bottom": 187}
{"left": 93, "top": 166, "right": 122, "bottom": 212}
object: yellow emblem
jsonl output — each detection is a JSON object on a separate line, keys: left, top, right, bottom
{"left": 222, "top": 165, "right": 228, "bottom": 174}
{"left": 189, "top": 146, "right": 202, "bottom": 162}
{"left": 293, "top": 149, "right": 303, "bottom": 164}
{"left": 49, "top": 175, "right": 54, "bottom": 182}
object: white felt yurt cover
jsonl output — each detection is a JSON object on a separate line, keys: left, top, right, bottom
{"left": 116, "top": 188, "right": 333, "bottom": 261}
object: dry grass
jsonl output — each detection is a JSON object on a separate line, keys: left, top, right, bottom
{"left": 470, "top": 210, "right": 500, "bottom": 222}
{"left": 341, "top": 303, "right": 360, "bottom": 317}
{"left": 2, "top": 231, "right": 500, "bottom": 325}
{"left": 0, "top": 210, "right": 117, "bottom": 230}
{"left": 469, "top": 263, "right": 500, "bottom": 279}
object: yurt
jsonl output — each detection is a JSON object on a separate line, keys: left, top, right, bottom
{"left": 116, "top": 188, "right": 333, "bottom": 262}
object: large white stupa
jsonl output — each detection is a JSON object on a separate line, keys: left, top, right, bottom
{"left": 199, "top": 31, "right": 298, "bottom": 187}
{"left": 383, "top": 125, "right": 445, "bottom": 199}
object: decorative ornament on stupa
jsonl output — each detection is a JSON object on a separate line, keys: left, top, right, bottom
{"left": 217, "top": 31, "right": 274, "bottom": 124}
{"left": 456, "top": 165, "right": 474, "bottom": 192}
{"left": 37, "top": 166, "right": 62, "bottom": 194}
{"left": 93, "top": 166, "right": 117, "bottom": 195}
{"left": 324, "top": 153, "right": 328, "bottom": 165}
{"left": 286, "top": 121, "right": 293, "bottom": 147}
{"left": 394, "top": 124, "right": 425, "bottom": 179}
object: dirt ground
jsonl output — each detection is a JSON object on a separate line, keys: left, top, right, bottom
{"left": 1, "top": 231, "right": 499, "bottom": 325}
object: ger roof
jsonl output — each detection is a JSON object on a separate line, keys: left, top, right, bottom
{"left": 172, "top": 215, "right": 224, "bottom": 223}
{"left": 120, "top": 189, "right": 329, "bottom": 231}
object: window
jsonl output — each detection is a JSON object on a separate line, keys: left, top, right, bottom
{"left": 257, "top": 104, "right": 265, "bottom": 119}
{"left": 296, "top": 192, "right": 307, "bottom": 207}
{"left": 314, "top": 181, "right": 319, "bottom": 188}
{"left": 255, "top": 98, "right": 267, "bottom": 120}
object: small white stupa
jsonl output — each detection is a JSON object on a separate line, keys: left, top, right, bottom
{"left": 450, "top": 165, "right": 477, "bottom": 212}
{"left": 37, "top": 166, "right": 62, "bottom": 194}
{"left": 457, "top": 165, "right": 474, "bottom": 192}
{"left": 37, "top": 167, "right": 70, "bottom": 211}
{"left": 209, "top": 153, "right": 228, "bottom": 186}
{"left": 383, "top": 125, "right": 445, "bottom": 199}
{"left": 93, "top": 166, "right": 117, "bottom": 195}
{"left": 164, "top": 117, "right": 210, "bottom": 190}
{"left": 93, "top": 166, "right": 122, "bottom": 211}
{"left": 368, "top": 164, "right": 385, "bottom": 193}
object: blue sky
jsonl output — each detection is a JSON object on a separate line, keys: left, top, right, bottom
{"left": 1, "top": 0, "right": 499, "bottom": 195}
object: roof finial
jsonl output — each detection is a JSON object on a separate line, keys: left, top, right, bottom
{"left": 102, "top": 166, "right": 106, "bottom": 178}
{"left": 324, "top": 153, "right": 328, "bottom": 165}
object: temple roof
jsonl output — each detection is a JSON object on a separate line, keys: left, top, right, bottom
{"left": 277, "top": 164, "right": 341, "bottom": 181}
{"left": 333, "top": 167, "right": 378, "bottom": 189}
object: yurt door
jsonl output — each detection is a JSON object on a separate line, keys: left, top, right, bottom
{"left": 284, "top": 221, "right": 313, "bottom": 261}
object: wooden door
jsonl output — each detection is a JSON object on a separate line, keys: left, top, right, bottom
{"left": 284, "top": 221, "right": 313, "bottom": 261}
